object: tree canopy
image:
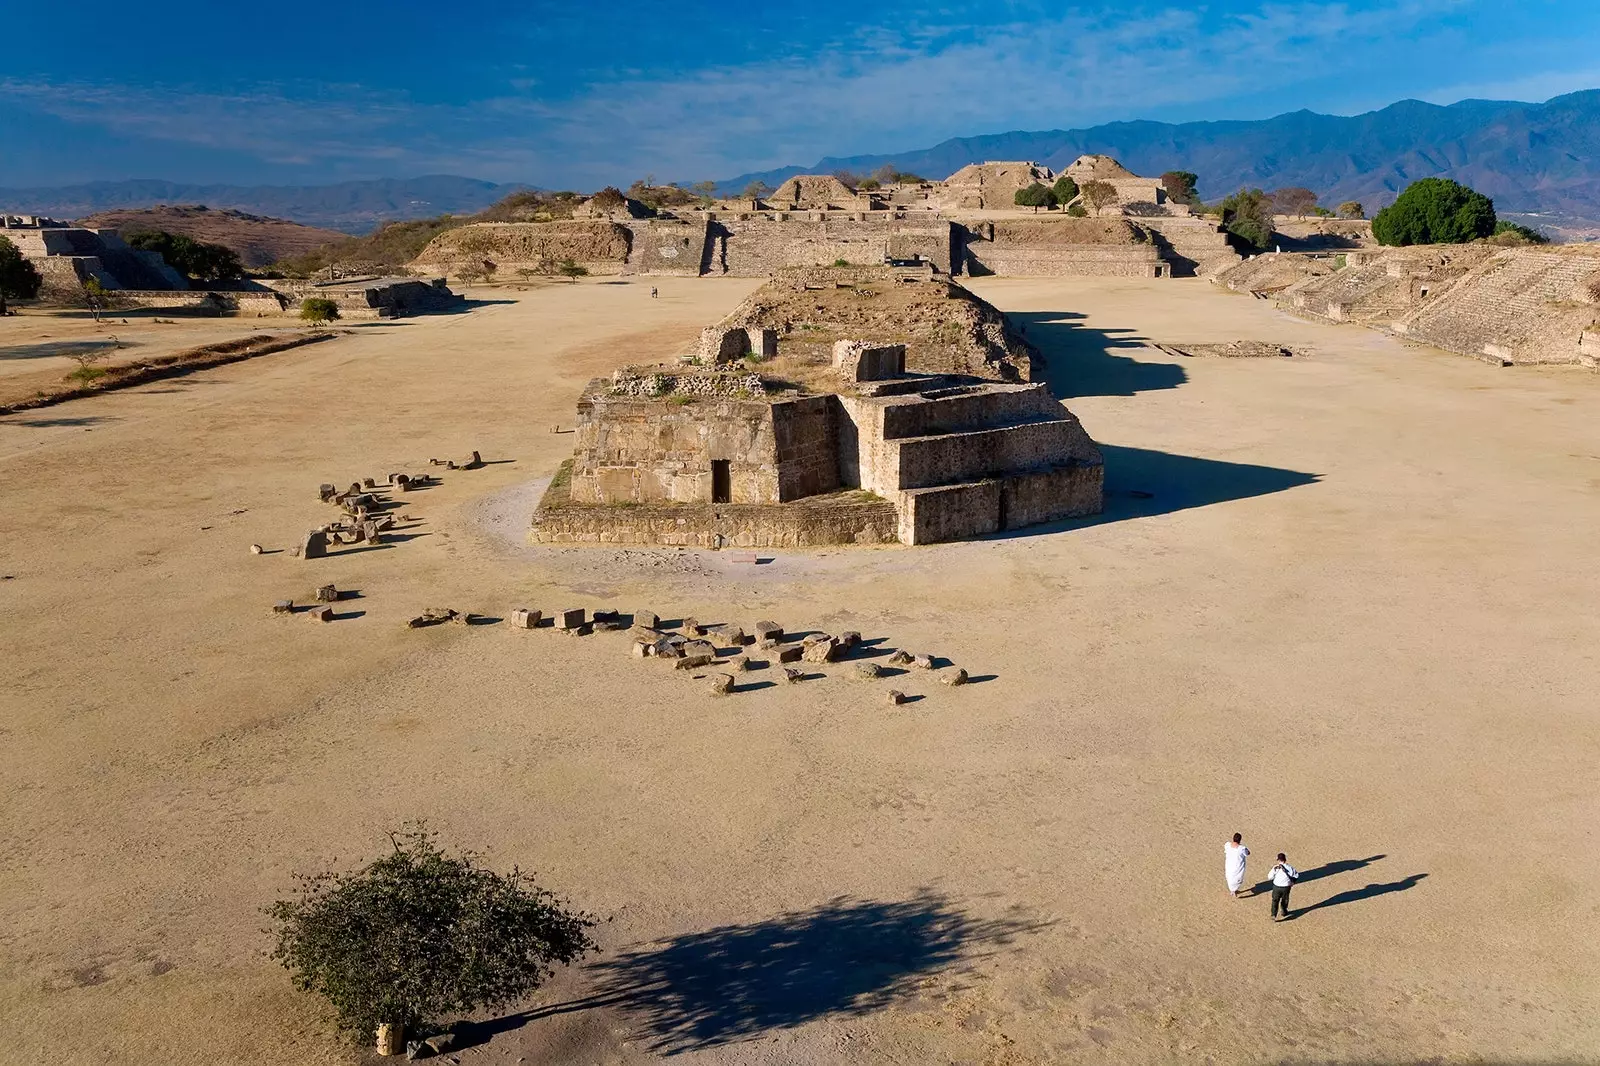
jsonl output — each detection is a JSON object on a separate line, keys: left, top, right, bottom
{"left": 1337, "top": 201, "right": 1365, "bottom": 219}
{"left": 1492, "top": 219, "right": 1550, "bottom": 244}
{"left": 268, "top": 826, "right": 595, "bottom": 1040}
{"left": 1051, "top": 175, "right": 1079, "bottom": 207}
{"left": 124, "top": 230, "right": 244, "bottom": 283}
{"left": 1160, "top": 171, "right": 1200, "bottom": 206}
{"left": 1079, "top": 180, "right": 1118, "bottom": 214}
{"left": 299, "top": 297, "right": 339, "bottom": 324}
{"left": 1014, "top": 182, "right": 1054, "bottom": 212}
{"left": 1271, "top": 187, "right": 1319, "bottom": 218}
{"left": 1371, "top": 178, "right": 1497, "bottom": 246}
{"left": 0, "top": 235, "right": 43, "bottom": 314}
{"left": 1219, "top": 187, "right": 1276, "bottom": 250}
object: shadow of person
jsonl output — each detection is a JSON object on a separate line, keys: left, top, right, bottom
{"left": 1286, "top": 873, "right": 1428, "bottom": 919}
{"left": 464, "top": 892, "right": 1046, "bottom": 1054}
{"left": 1247, "top": 854, "right": 1387, "bottom": 897}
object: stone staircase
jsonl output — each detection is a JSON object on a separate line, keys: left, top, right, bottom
{"left": 837, "top": 382, "right": 1103, "bottom": 544}
{"left": 1143, "top": 218, "right": 1242, "bottom": 277}
{"left": 1395, "top": 251, "right": 1600, "bottom": 364}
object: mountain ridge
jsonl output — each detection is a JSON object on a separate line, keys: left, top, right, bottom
{"left": 712, "top": 92, "right": 1600, "bottom": 222}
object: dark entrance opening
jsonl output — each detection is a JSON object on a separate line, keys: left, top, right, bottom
{"left": 711, "top": 460, "right": 731, "bottom": 503}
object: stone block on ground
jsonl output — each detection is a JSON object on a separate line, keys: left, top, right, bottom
{"left": 309, "top": 605, "right": 333, "bottom": 623}
{"left": 676, "top": 654, "right": 715, "bottom": 670}
{"left": 631, "top": 639, "right": 653, "bottom": 658}
{"left": 941, "top": 667, "right": 968, "bottom": 686}
{"left": 300, "top": 529, "right": 328, "bottom": 559}
{"left": 708, "top": 673, "right": 735, "bottom": 696}
{"left": 452, "top": 611, "right": 473, "bottom": 625}
{"left": 682, "top": 639, "right": 718, "bottom": 659}
{"left": 315, "top": 584, "right": 339, "bottom": 603}
{"left": 682, "top": 617, "right": 706, "bottom": 636}
{"left": 783, "top": 667, "right": 804, "bottom": 684}
{"left": 778, "top": 645, "right": 804, "bottom": 663}
{"left": 754, "top": 621, "right": 783, "bottom": 642}
{"left": 557, "top": 608, "right": 586, "bottom": 630}
{"left": 802, "top": 638, "right": 839, "bottom": 663}
{"left": 592, "top": 609, "right": 620, "bottom": 623}
{"left": 653, "top": 636, "right": 686, "bottom": 658}
{"left": 717, "top": 626, "right": 747, "bottom": 647}
{"left": 362, "top": 478, "right": 376, "bottom": 489}
{"left": 272, "top": 600, "right": 294, "bottom": 614}
{"left": 854, "top": 662, "right": 883, "bottom": 680}
{"left": 839, "top": 631, "right": 861, "bottom": 649}
{"left": 634, "top": 610, "right": 659, "bottom": 629}
{"left": 912, "top": 654, "right": 935, "bottom": 670}
{"left": 886, "top": 689, "right": 907, "bottom": 706}
{"left": 318, "top": 483, "right": 337, "bottom": 502}
{"left": 250, "top": 543, "right": 264, "bottom": 555}
{"left": 757, "top": 638, "right": 781, "bottom": 651}
{"left": 888, "top": 650, "right": 914, "bottom": 665}
{"left": 728, "top": 655, "right": 751, "bottom": 673}
{"left": 510, "top": 608, "right": 540, "bottom": 629}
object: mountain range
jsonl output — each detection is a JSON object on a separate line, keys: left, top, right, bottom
{"left": 714, "top": 91, "right": 1600, "bottom": 224}
{"left": 5, "top": 92, "right": 1599, "bottom": 234}
{"left": 0, "top": 175, "right": 526, "bottom": 234}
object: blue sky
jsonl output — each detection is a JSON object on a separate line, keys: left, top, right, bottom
{"left": 2, "top": 0, "right": 1597, "bottom": 189}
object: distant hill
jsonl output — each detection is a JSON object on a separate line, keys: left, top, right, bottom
{"left": 714, "top": 91, "right": 1600, "bottom": 223}
{"left": 75, "top": 205, "right": 347, "bottom": 267}
{"left": 0, "top": 176, "right": 528, "bottom": 234}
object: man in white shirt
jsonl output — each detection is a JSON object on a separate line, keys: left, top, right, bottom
{"left": 1269, "top": 853, "right": 1299, "bottom": 920}
{"left": 1225, "top": 833, "right": 1250, "bottom": 897}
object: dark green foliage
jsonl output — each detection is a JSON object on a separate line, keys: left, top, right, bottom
{"left": 1051, "top": 175, "right": 1079, "bottom": 206}
{"left": 1219, "top": 188, "right": 1276, "bottom": 250}
{"left": 1160, "top": 171, "right": 1200, "bottom": 206}
{"left": 1066, "top": 203, "right": 1088, "bottom": 217}
{"left": 124, "top": 230, "right": 244, "bottom": 282}
{"left": 299, "top": 297, "right": 340, "bottom": 324}
{"left": 557, "top": 259, "right": 589, "bottom": 280}
{"left": 1371, "top": 178, "right": 1496, "bottom": 246}
{"left": 0, "top": 235, "right": 42, "bottom": 314}
{"left": 1492, "top": 219, "right": 1549, "bottom": 244}
{"left": 268, "top": 827, "right": 596, "bottom": 1039}
{"left": 1013, "top": 182, "right": 1054, "bottom": 212}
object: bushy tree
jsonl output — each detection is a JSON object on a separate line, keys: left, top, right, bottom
{"left": 1014, "top": 182, "right": 1054, "bottom": 212}
{"left": 1160, "top": 171, "right": 1200, "bottom": 206}
{"left": 1219, "top": 187, "right": 1276, "bottom": 250}
{"left": 1337, "top": 201, "right": 1365, "bottom": 219}
{"left": 1051, "top": 175, "right": 1079, "bottom": 207}
{"left": 586, "top": 187, "right": 627, "bottom": 214}
{"left": 1493, "top": 219, "right": 1550, "bottom": 244}
{"left": 741, "top": 181, "right": 772, "bottom": 200}
{"left": 269, "top": 827, "right": 595, "bottom": 1042}
{"left": 1079, "top": 180, "right": 1118, "bottom": 214}
{"left": 300, "top": 297, "right": 340, "bottom": 324}
{"left": 557, "top": 259, "right": 589, "bottom": 281}
{"left": 124, "top": 230, "right": 244, "bottom": 282}
{"left": 1271, "top": 187, "right": 1319, "bottom": 218}
{"left": 0, "top": 235, "right": 43, "bottom": 315}
{"left": 1371, "top": 178, "right": 1496, "bottom": 246}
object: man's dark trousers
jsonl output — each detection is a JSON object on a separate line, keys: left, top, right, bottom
{"left": 1271, "top": 884, "right": 1292, "bottom": 918}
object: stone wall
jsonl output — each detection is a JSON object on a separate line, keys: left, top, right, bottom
{"left": 708, "top": 216, "right": 957, "bottom": 276}
{"left": 624, "top": 218, "right": 709, "bottom": 276}
{"left": 960, "top": 218, "right": 1168, "bottom": 277}
{"left": 414, "top": 221, "right": 632, "bottom": 276}
{"left": 771, "top": 397, "right": 841, "bottom": 500}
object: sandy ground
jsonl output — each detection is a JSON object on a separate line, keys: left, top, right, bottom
{"left": 1, "top": 275, "right": 1597, "bottom": 1065}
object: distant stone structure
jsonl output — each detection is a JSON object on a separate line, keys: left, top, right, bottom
{"left": 531, "top": 266, "right": 1103, "bottom": 547}
{"left": 2, "top": 214, "right": 187, "bottom": 299}
{"left": 412, "top": 156, "right": 1241, "bottom": 280}
{"left": 266, "top": 277, "right": 464, "bottom": 319}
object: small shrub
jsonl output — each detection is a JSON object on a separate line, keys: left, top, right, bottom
{"left": 832, "top": 258, "right": 850, "bottom": 267}
{"left": 1492, "top": 220, "right": 1549, "bottom": 244}
{"left": 557, "top": 259, "right": 589, "bottom": 282}
{"left": 300, "top": 297, "right": 340, "bottom": 324}
{"left": 1066, "top": 203, "right": 1088, "bottom": 217}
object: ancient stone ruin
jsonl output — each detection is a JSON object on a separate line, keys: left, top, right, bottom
{"left": 531, "top": 266, "right": 1103, "bottom": 547}
{"left": 410, "top": 156, "right": 1240, "bottom": 280}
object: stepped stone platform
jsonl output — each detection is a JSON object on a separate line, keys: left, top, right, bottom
{"left": 531, "top": 269, "right": 1103, "bottom": 547}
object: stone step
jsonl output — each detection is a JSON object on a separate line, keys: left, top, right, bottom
{"left": 889, "top": 418, "right": 1096, "bottom": 491}
{"left": 897, "top": 462, "right": 1104, "bottom": 545}
{"left": 876, "top": 382, "right": 1064, "bottom": 439}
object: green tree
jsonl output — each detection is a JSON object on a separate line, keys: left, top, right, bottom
{"left": 1219, "top": 188, "right": 1276, "bottom": 250}
{"left": 557, "top": 259, "right": 589, "bottom": 282}
{"left": 1051, "top": 175, "right": 1079, "bottom": 207}
{"left": 1079, "top": 180, "right": 1118, "bottom": 215}
{"left": 0, "top": 235, "right": 43, "bottom": 314}
{"left": 1160, "top": 171, "right": 1200, "bottom": 206}
{"left": 269, "top": 827, "right": 595, "bottom": 1044}
{"left": 124, "top": 230, "right": 244, "bottom": 282}
{"left": 300, "top": 297, "right": 340, "bottom": 324}
{"left": 1371, "top": 178, "right": 1496, "bottom": 246}
{"left": 1337, "top": 201, "right": 1365, "bottom": 219}
{"left": 1013, "top": 182, "right": 1054, "bottom": 212}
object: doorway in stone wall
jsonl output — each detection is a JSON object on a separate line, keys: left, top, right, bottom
{"left": 711, "top": 460, "right": 731, "bottom": 504}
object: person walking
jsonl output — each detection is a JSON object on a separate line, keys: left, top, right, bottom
{"left": 1225, "top": 833, "right": 1250, "bottom": 897}
{"left": 1268, "top": 853, "right": 1299, "bottom": 920}
{"left": 650, "top": 286, "right": 659, "bottom": 299}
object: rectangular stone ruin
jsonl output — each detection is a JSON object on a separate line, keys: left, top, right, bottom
{"left": 832, "top": 340, "right": 906, "bottom": 382}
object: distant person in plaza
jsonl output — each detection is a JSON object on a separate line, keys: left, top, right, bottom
{"left": 1269, "top": 853, "right": 1299, "bottom": 920}
{"left": 1225, "top": 833, "right": 1250, "bottom": 897}
{"left": 650, "top": 286, "right": 658, "bottom": 299}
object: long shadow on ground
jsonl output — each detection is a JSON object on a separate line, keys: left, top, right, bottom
{"left": 1010, "top": 310, "right": 1185, "bottom": 399}
{"left": 988, "top": 444, "right": 1321, "bottom": 538}
{"left": 460, "top": 891, "right": 1046, "bottom": 1055}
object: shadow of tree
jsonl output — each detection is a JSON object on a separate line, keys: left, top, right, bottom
{"left": 1010, "top": 310, "right": 1186, "bottom": 399}
{"left": 579, "top": 892, "right": 1046, "bottom": 1054}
